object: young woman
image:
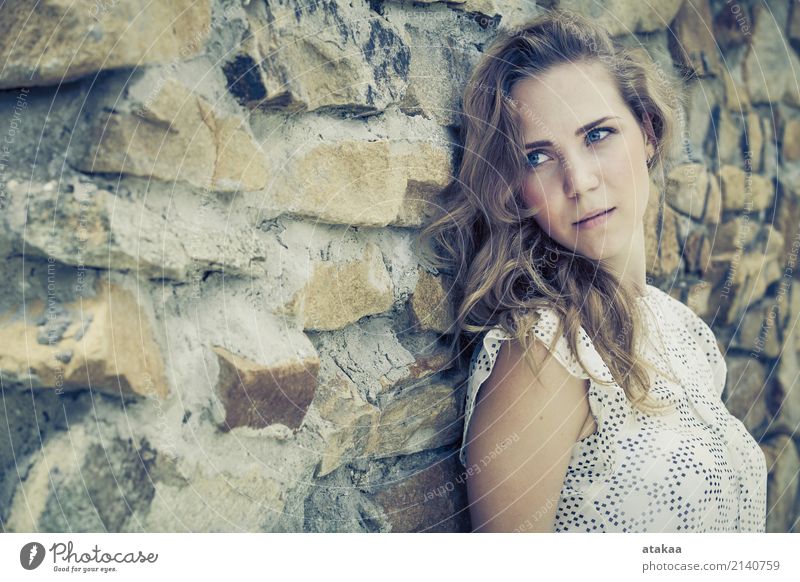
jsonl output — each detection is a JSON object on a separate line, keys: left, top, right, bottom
{"left": 418, "top": 10, "right": 768, "bottom": 532}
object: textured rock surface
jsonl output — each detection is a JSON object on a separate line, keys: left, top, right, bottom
{"left": 1, "top": 0, "right": 799, "bottom": 534}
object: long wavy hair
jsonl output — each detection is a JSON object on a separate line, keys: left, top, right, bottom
{"left": 418, "top": 9, "right": 689, "bottom": 413}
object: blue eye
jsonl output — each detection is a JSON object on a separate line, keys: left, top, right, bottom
{"left": 586, "top": 127, "right": 614, "bottom": 143}
{"left": 525, "top": 151, "right": 552, "bottom": 169}
{"left": 525, "top": 127, "right": 616, "bottom": 170}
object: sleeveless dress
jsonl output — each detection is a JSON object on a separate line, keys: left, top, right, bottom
{"left": 460, "top": 284, "right": 768, "bottom": 532}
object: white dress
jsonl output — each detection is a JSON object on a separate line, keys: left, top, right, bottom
{"left": 460, "top": 284, "right": 768, "bottom": 532}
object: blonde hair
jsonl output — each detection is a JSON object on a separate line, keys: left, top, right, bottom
{"left": 418, "top": 9, "right": 689, "bottom": 413}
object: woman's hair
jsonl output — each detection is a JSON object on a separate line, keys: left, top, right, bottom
{"left": 418, "top": 8, "right": 688, "bottom": 414}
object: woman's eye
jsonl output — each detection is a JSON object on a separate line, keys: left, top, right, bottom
{"left": 526, "top": 150, "right": 552, "bottom": 169}
{"left": 586, "top": 127, "right": 615, "bottom": 144}
{"left": 525, "top": 127, "right": 616, "bottom": 170}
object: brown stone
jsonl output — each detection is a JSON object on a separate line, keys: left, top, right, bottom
{"left": 712, "top": 0, "right": 752, "bottom": 51}
{"left": 371, "top": 456, "right": 470, "bottom": 532}
{"left": 791, "top": 0, "right": 800, "bottom": 47}
{"left": 366, "top": 383, "right": 461, "bottom": 459}
{"left": 0, "top": 0, "right": 210, "bottom": 90}
{"left": 744, "top": 3, "right": 800, "bottom": 106}
{"left": 406, "top": 350, "right": 455, "bottom": 383}
{"left": 408, "top": 270, "right": 456, "bottom": 334}
{"left": 213, "top": 346, "right": 318, "bottom": 431}
{"left": 683, "top": 230, "right": 711, "bottom": 275}
{"left": 0, "top": 277, "right": 168, "bottom": 399}
{"left": 709, "top": 216, "right": 758, "bottom": 257}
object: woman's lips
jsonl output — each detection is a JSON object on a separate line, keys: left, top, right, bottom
{"left": 575, "top": 207, "right": 615, "bottom": 229}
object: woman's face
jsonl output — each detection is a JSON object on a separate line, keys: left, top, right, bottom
{"left": 510, "top": 60, "right": 655, "bottom": 264}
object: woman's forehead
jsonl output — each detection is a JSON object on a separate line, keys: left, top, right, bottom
{"left": 509, "top": 62, "right": 628, "bottom": 133}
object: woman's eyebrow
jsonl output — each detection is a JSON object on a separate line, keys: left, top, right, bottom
{"left": 523, "top": 115, "right": 621, "bottom": 150}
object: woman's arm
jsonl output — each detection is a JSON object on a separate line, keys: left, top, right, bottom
{"left": 464, "top": 337, "right": 591, "bottom": 532}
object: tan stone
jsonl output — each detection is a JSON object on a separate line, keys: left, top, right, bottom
{"left": 704, "top": 175, "right": 722, "bottom": 225}
{"left": 1, "top": 179, "right": 267, "bottom": 282}
{"left": 227, "top": 0, "right": 408, "bottom": 113}
{"left": 782, "top": 118, "right": 800, "bottom": 162}
{"left": 773, "top": 183, "right": 800, "bottom": 268}
{"left": 72, "top": 79, "right": 268, "bottom": 192}
{"left": 0, "top": 0, "right": 210, "bottom": 90}
{"left": 366, "top": 383, "right": 461, "bottom": 459}
{"left": 284, "top": 243, "right": 394, "bottom": 331}
{"left": 409, "top": 270, "right": 455, "bottom": 334}
{"left": 0, "top": 278, "right": 167, "bottom": 399}
{"left": 394, "top": 143, "right": 453, "bottom": 227}
{"left": 658, "top": 204, "right": 681, "bottom": 275}
{"left": 718, "top": 165, "right": 774, "bottom": 211}
{"left": 196, "top": 101, "right": 271, "bottom": 192}
{"left": 666, "top": 163, "right": 710, "bottom": 219}
{"left": 721, "top": 67, "right": 750, "bottom": 112}
{"left": 276, "top": 139, "right": 451, "bottom": 227}
{"left": 715, "top": 108, "right": 745, "bottom": 165}
{"left": 313, "top": 373, "right": 380, "bottom": 477}
{"left": 730, "top": 303, "right": 782, "bottom": 359}
{"left": 371, "top": 456, "right": 470, "bottom": 532}
{"left": 685, "top": 280, "right": 713, "bottom": 319}
{"left": 771, "top": 340, "right": 800, "bottom": 437}
{"left": 668, "top": 0, "right": 722, "bottom": 78}
{"left": 213, "top": 346, "right": 318, "bottom": 432}
{"left": 557, "top": 0, "right": 684, "bottom": 36}
{"left": 745, "top": 111, "right": 763, "bottom": 172}
{"left": 760, "top": 434, "right": 800, "bottom": 533}
{"left": 709, "top": 228, "right": 784, "bottom": 324}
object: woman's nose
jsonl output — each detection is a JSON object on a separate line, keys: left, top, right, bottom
{"left": 563, "top": 153, "right": 601, "bottom": 198}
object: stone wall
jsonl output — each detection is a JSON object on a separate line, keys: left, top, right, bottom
{"left": 0, "top": 0, "right": 798, "bottom": 532}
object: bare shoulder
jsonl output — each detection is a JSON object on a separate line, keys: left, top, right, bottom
{"left": 465, "top": 335, "right": 591, "bottom": 532}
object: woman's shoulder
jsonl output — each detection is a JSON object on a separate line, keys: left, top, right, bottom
{"left": 468, "top": 305, "right": 590, "bottom": 384}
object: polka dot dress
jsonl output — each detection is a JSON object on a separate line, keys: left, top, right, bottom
{"left": 459, "top": 284, "right": 768, "bottom": 532}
